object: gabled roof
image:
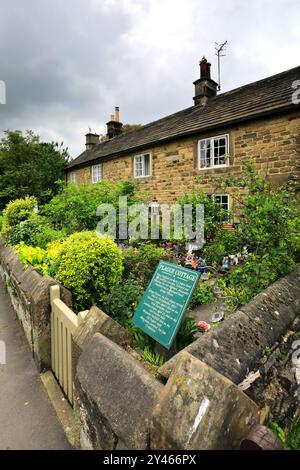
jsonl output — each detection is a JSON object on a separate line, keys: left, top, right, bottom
{"left": 67, "top": 65, "right": 300, "bottom": 169}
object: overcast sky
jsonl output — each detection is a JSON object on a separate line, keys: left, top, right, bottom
{"left": 0, "top": 0, "right": 299, "bottom": 158}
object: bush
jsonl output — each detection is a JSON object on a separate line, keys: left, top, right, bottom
{"left": 42, "top": 180, "right": 141, "bottom": 234}
{"left": 50, "top": 231, "right": 123, "bottom": 311}
{"left": 4, "top": 214, "right": 39, "bottom": 246}
{"left": 176, "top": 317, "right": 200, "bottom": 351}
{"left": 104, "top": 278, "right": 144, "bottom": 325}
{"left": 2, "top": 211, "right": 67, "bottom": 248}
{"left": 218, "top": 165, "right": 300, "bottom": 303}
{"left": 15, "top": 242, "right": 50, "bottom": 276}
{"left": 122, "top": 244, "right": 167, "bottom": 286}
{"left": 202, "top": 230, "right": 243, "bottom": 265}
{"left": 32, "top": 224, "right": 67, "bottom": 249}
{"left": 2, "top": 196, "right": 37, "bottom": 229}
{"left": 189, "top": 282, "right": 215, "bottom": 309}
{"left": 1, "top": 196, "right": 38, "bottom": 243}
{"left": 178, "top": 190, "right": 230, "bottom": 242}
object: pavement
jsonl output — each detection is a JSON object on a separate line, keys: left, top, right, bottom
{"left": 0, "top": 279, "right": 71, "bottom": 450}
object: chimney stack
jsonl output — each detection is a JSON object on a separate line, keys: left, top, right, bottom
{"left": 106, "top": 106, "right": 123, "bottom": 139}
{"left": 193, "top": 57, "right": 218, "bottom": 106}
{"left": 85, "top": 132, "right": 99, "bottom": 150}
{"left": 115, "top": 106, "right": 120, "bottom": 122}
{"left": 200, "top": 57, "right": 212, "bottom": 79}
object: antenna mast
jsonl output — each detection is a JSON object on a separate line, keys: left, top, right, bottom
{"left": 215, "top": 40, "right": 227, "bottom": 91}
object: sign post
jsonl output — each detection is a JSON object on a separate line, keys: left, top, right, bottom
{"left": 133, "top": 261, "right": 200, "bottom": 349}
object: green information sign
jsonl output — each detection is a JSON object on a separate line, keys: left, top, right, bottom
{"left": 132, "top": 261, "right": 200, "bottom": 349}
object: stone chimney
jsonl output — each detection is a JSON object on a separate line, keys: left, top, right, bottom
{"left": 85, "top": 132, "right": 99, "bottom": 150}
{"left": 193, "top": 57, "right": 218, "bottom": 106}
{"left": 106, "top": 106, "right": 123, "bottom": 139}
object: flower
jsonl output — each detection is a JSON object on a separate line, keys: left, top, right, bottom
{"left": 191, "top": 260, "right": 198, "bottom": 269}
{"left": 197, "top": 321, "right": 211, "bottom": 332}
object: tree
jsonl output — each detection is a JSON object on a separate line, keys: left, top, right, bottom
{"left": 0, "top": 130, "right": 69, "bottom": 208}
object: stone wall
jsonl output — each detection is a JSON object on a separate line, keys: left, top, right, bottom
{"left": 72, "top": 310, "right": 262, "bottom": 450}
{"left": 0, "top": 238, "right": 71, "bottom": 370}
{"left": 72, "top": 263, "right": 300, "bottom": 450}
{"left": 67, "top": 110, "right": 300, "bottom": 205}
{"left": 2, "top": 231, "right": 299, "bottom": 449}
{"left": 159, "top": 264, "right": 300, "bottom": 384}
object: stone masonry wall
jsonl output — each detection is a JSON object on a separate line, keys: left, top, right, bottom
{"left": 159, "top": 264, "right": 300, "bottom": 384}
{"left": 1, "top": 231, "right": 299, "bottom": 449}
{"left": 67, "top": 110, "right": 300, "bottom": 205}
{"left": 0, "top": 238, "right": 72, "bottom": 370}
{"left": 73, "top": 264, "right": 300, "bottom": 450}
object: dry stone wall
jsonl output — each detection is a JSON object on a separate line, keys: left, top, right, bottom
{"left": 0, "top": 238, "right": 71, "bottom": 370}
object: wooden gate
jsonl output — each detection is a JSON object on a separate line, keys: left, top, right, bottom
{"left": 50, "top": 285, "right": 87, "bottom": 405}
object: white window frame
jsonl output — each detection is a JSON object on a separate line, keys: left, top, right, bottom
{"left": 213, "top": 194, "right": 230, "bottom": 212}
{"left": 91, "top": 164, "right": 102, "bottom": 183}
{"left": 198, "top": 134, "right": 229, "bottom": 170}
{"left": 134, "top": 153, "right": 152, "bottom": 178}
{"left": 70, "top": 171, "right": 77, "bottom": 184}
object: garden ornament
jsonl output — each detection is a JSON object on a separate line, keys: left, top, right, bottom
{"left": 211, "top": 310, "right": 224, "bottom": 323}
{"left": 222, "top": 256, "right": 230, "bottom": 269}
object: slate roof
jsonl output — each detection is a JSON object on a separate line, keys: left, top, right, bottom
{"left": 67, "top": 65, "right": 300, "bottom": 169}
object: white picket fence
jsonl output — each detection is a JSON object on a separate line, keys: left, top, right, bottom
{"left": 50, "top": 285, "right": 87, "bottom": 405}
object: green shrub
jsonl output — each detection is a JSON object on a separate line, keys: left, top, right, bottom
{"left": 51, "top": 231, "right": 123, "bottom": 311}
{"left": 32, "top": 224, "right": 67, "bottom": 249}
{"left": 202, "top": 230, "right": 242, "bottom": 265}
{"left": 189, "top": 282, "right": 215, "bottom": 309}
{"left": 122, "top": 244, "right": 167, "bottom": 286}
{"left": 15, "top": 242, "right": 50, "bottom": 276}
{"left": 217, "top": 165, "right": 300, "bottom": 303}
{"left": 176, "top": 317, "right": 200, "bottom": 351}
{"left": 42, "top": 180, "right": 141, "bottom": 234}
{"left": 123, "top": 320, "right": 155, "bottom": 350}
{"left": 2, "top": 196, "right": 37, "bottom": 230}
{"left": 2, "top": 211, "right": 66, "bottom": 248}
{"left": 3, "top": 215, "right": 40, "bottom": 245}
{"left": 178, "top": 190, "right": 230, "bottom": 242}
{"left": 104, "top": 277, "right": 144, "bottom": 325}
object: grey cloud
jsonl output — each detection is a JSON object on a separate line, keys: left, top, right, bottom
{"left": 0, "top": 0, "right": 299, "bottom": 157}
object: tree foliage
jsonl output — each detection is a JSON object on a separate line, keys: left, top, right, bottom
{"left": 42, "top": 180, "right": 140, "bottom": 234}
{"left": 218, "top": 164, "right": 300, "bottom": 303}
{"left": 0, "top": 130, "right": 68, "bottom": 208}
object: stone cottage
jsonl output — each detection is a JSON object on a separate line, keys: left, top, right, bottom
{"left": 66, "top": 58, "right": 300, "bottom": 212}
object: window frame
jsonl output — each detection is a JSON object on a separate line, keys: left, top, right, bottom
{"left": 133, "top": 153, "right": 152, "bottom": 178}
{"left": 91, "top": 164, "right": 102, "bottom": 184}
{"left": 70, "top": 171, "right": 77, "bottom": 184}
{"left": 213, "top": 193, "right": 230, "bottom": 212}
{"left": 198, "top": 134, "right": 229, "bottom": 170}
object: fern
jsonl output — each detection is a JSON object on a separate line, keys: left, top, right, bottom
{"left": 142, "top": 346, "right": 164, "bottom": 367}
